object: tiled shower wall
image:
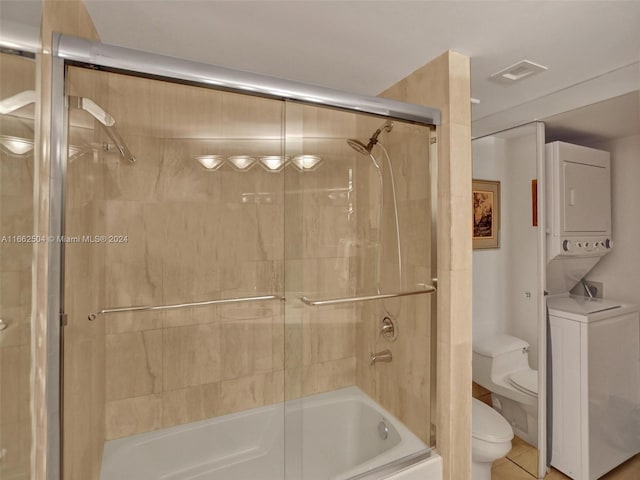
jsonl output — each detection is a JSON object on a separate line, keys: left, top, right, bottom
{"left": 63, "top": 69, "right": 363, "bottom": 454}
{"left": 354, "top": 119, "right": 434, "bottom": 444}
{"left": 0, "top": 52, "right": 35, "bottom": 480}
{"left": 98, "top": 70, "right": 291, "bottom": 440}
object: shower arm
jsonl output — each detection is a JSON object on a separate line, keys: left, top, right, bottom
{"left": 366, "top": 120, "right": 394, "bottom": 151}
{"left": 68, "top": 96, "right": 136, "bottom": 163}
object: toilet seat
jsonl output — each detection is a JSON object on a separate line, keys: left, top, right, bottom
{"left": 472, "top": 398, "right": 514, "bottom": 443}
{"left": 509, "top": 369, "right": 538, "bottom": 397}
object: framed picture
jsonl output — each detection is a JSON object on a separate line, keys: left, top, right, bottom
{"left": 472, "top": 179, "right": 501, "bottom": 249}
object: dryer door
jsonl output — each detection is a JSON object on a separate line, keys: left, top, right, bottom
{"left": 562, "top": 160, "right": 610, "bottom": 233}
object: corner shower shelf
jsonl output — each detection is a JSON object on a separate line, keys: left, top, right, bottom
{"left": 300, "top": 286, "right": 436, "bottom": 307}
{"left": 88, "top": 294, "right": 283, "bottom": 321}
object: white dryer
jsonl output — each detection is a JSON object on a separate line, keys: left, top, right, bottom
{"left": 548, "top": 294, "right": 640, "bottom": 480}
{"left": 546, "top": 142, "right": 612, "bottom": 294}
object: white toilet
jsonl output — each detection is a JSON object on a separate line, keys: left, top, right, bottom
{"left": 472, "top": 398, "right": 514, "bottom": 480}
{"left": 472, "top": 335, "right": 538, "bottom": 446}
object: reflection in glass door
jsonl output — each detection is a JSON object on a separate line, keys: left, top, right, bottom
{"left": 0, "top": 51, "right": 36, "bottom": 480}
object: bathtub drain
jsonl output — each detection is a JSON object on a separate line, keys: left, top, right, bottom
{"left": 378, "top": 420, "right": 389, "bottom": 440}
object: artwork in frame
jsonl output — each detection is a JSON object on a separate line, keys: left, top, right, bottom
{"left": 472, "top": 179, "right": 501, "bottom": 249}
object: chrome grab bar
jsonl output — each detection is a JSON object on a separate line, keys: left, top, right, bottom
{"left": 88, "top": 286, "right": 436, "bottom": 319}
{"left": 300, "top": 286, "right": 436, "bottom": 307}
{"left": 88, "top": 294, "right": 282, "bottom": 321}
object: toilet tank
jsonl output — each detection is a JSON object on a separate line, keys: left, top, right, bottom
{"left": 473, "top": 335, "right": 531, "bottom": 386}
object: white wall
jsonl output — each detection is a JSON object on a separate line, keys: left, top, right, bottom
{"left": 472, "top": 136, "right": 509, "bottom": 341}
{"left": 585, "top": 134, "right": 640, "bottom": 306}
{"left": 472, "top": 128, "right": 540, "bottom": 366}
{"left": 505, "top": 133, "right": 540, "bottom": 366}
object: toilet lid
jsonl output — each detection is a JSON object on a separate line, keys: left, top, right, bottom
{"left": 509, "top": 369, "right": 538, "bottom": 396}
{"left": 472, "top": 398, "right": 513, "bottom": 443}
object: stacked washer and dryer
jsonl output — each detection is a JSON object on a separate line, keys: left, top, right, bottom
{"left": 545, "top": 142, "right": 640, "bottom": 480}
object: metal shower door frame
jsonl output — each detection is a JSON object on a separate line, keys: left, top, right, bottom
{"left": 47, "top": 32, "right": 441, "bottom": 480}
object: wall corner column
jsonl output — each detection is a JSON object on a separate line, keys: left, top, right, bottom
{"left": 380, "top": 50, "right": 472, "bottom": 480}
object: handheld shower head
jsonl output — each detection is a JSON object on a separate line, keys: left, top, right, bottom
{"left": 346, "top": 138, "right": 371, "bottom": 156}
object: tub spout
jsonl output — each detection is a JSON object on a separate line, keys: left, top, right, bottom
{"left": 370, "top": 349, "right": 392, "bottom": 365}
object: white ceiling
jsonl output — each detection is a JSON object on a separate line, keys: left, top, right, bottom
{"left": 1, "top": 1, "right": 639, "bottom": 137}
{"left": 544, "top": 91, "right": 640, "bottom": 145}
{"left": 0, "top": 0, "right": 42, "bottom": 50}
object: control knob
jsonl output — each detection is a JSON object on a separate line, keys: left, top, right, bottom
{"left": 604, "top": 238, "right": 612, "bottom": 249}
{"left": 562, "top": 240, "right": 572, "bottom": 252}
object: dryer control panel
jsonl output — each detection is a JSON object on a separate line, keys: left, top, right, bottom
{"left": 558, "top": 236, "right": 612, "bottom": 256}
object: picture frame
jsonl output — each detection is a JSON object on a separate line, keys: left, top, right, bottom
{"left": 472, "top": 179, "right": 501, "bottom": 249}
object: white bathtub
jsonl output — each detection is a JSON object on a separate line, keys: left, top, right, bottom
{"left": 100, "top": 386, "right": 442, "bottom": 480}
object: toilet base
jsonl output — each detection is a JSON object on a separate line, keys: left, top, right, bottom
{"left": 492, "top": 393, "right": 538, "bottom": 447}
{"left": 471, "top": 460, "right": 492, "bottom": 480}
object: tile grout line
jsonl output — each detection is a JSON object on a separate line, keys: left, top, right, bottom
{"left": 506, "top": 457, "right": 537, "bottom": 478}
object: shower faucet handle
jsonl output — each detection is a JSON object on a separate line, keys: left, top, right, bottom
{"left": 370, "top": 349, "right": 393, "bottom": 365}
{"left": 378, "top": 316, "right": 398, "bottom": 343}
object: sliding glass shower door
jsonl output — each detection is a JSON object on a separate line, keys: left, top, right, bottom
{"left": 283, "top": 102, "right": 436, "bottom": 479}
{"left": 0, "top": 49, "right": 36, "bottom": 480}
{"left": 63, "top": 66, "right": 289, "bottom": 479}
{"left": 57, "top": 44, "right": 437, "bottom": 480}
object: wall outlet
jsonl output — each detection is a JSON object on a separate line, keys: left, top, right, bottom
{"left": 570, "top": 280, "right": 603, "bottom": 299}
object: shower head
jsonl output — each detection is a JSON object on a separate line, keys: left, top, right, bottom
{"left": 346, "top": 138, "right": 371, "bottom": 156}
{"left": 346, "top": 120, "right": 394, "bottom": 155}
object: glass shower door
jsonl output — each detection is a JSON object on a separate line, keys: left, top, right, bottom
{"left": 284, "top": 101, "right": 436, "bottom": 479}
{"left": 59, "top": 55, "right": 437, "bottom": 480}
{"left": 62, "top": 66, "right": 291, "bottom": 480}
{"left": 0, "top": 51, "right": 36, "bottom": 480}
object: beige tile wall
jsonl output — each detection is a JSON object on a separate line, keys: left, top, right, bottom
{"left": 380, "top": 51, "right": 473, "bottom": 480}
{"left": 60, "top": 73, "right": 364, "bottom": 449}
{"left": 73, "top": 73, "right": 290, "bottom": 442}
{"left": 283, "top": 102, "right": 362, "bottom": 401}
{"left": 354, "top": 119, "right": 435, "bottom": 444}
{"left": 0, "top": 52, "right": 36, "bottom": 480}
{"left": 77, "top": 73, "right": 440, "bottom": 453}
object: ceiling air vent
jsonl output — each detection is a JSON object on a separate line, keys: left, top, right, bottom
{"left": 490, "top": 60, "right": 548, "bottom": 83}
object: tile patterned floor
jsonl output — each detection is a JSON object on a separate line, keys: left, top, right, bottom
{"left": 472, "top": 382, "right": 640, "bottom": 479}
{"left": 494, "top": 436, "right": 640, "bottom": 480}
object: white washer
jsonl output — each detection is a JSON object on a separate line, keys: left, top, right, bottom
{"left": 548, "top": 294, "right": 640, "bottom": 480}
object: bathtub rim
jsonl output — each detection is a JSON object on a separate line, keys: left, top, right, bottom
{"left": 100, "top": 385, "right": 434, "bottom": 480}
{"left": 344, "top": 449, "right": 434, "bottom": 480}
